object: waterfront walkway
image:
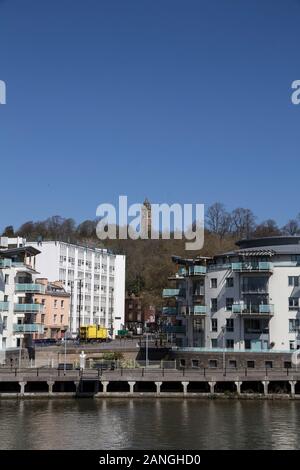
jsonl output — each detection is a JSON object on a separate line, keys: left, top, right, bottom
{"left": 1, "top": 366, "right": 300, "bottom": 397}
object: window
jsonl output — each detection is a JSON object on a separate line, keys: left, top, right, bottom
{"left": 284, "top": 361, "right": 292, "bottom": 369}
{"left": 4, "top": 274, "right": 9, "bottom": 284}
{"left": 211, "top": 298, "right": 218, "bottom": 312}
{"left": 41, "top": 299, "right": 46, "bottom": 305}
{"left": 289, "top": 319, "right": 300, "bottom": 332}
{"left": 289, "top": 276, "right": 299, "bottom": 287}
{"left": 226, "top": 298, "right": 234, "bottom": 311}
{"left": 210, "top": 278, "right": 217, "bottom": 288}
{"left": 211, "top": 318, "right": 218, "bottom": 332}
{"left": 226, "top": 339, "right": 234, "bottom": 349}
{"left": 289, "top": 298, "right": 299, "bottom": 310}
{"left": 60, "top": 315, "right": 64, "bottom": 324}
{"left": 61, "top": 300, "right": 64, "bottom": 308}
{"left": 192, "top": 359, "right": 199, "bottom": 368}
{"left": 2, "top": 338, "right": 6, "bottom": 349}
{"left": 226, "top": 277, "right": 234, "bottom": 288}
{"left": 292, "top": 255, "right": 300, "bottom": 265}
{"left": 226, "top": 318, "right": 234, "bottom": 332}
{"left": 209, "top": 359, "right": 218, "bottom": 368}
{"left": 245, "top": 340, "right": 251, "bottom": 350}
{"left": 54, "top": 299, "right": 58, "bottom": 309}
{"left": 211, "top": 339, "right": 218, "bottom": 348}
{"left": 247, "top": 361, "right": 255, "bottom": 369}
{"left": 179, "top": 359, "right": 186, "bottom": 368}
{"left": 290, "top": 340, "right": 295, "bottom": 350}
{"left": 54, "top": 314, "right": 57, "bottom": 324}
{"left": 41, "top": 315, "right": 45, "bottom": 324}
{"left": 228, "top": 360, "right": 237, "bottom": 368}
{"left": 265, "top": 361, "right": 273, "bottom": 369}
{"left": 2, "top": 317, "right": 7, "bottom": 330}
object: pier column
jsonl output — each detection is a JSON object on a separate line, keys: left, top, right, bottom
{"left": 101, "top": 381, "right": 109, "bottom": 394}
{"left": 155, "top": 382, "right": 162, "bottom": 395}
{"left": 235, "top": 381, "right": 242, "bottom": 395}
{"left": 289, "top": 380, "right": 296, "bottom": 396}
{"left": 181, "top": 381, "right": 189, "bottom": 395}
{"left": 262, "top": 380, "right": 269, "bottom": 396}
{"left": 74, "top": 381, "right": 80, "bottom": 393}
{"left": 208, "top": 381, "right": 216, "bottom": 394}
{"left": 19, "top": 381, "right": 26, "bottom": 395}
{"left": 128, "top": 381, "right": 136, "bottom": 394}
{"left": 47, "top": 381, "right": 54, "bottom": 395}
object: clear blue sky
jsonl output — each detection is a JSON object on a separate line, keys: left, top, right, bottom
{"left": 0, "top": 0, "right": 299, "bottom": 231}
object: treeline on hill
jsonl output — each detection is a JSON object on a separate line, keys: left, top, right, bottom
{"left": 2, "top": 203, "right": 300, "bottom": 309}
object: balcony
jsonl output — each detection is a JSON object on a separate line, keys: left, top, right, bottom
{"left": 0, "top": 259, "right": 12, "bottom": 268}
{"left": 231, "top": 262, "right": 273, "bottom": 273}
{"left": 13, "top": 324, "right": 44, "bottom": 334}
{"left": 191, "top": 305, "right": 207, "bottom": 315}
{"left": 162, "top": 288, "right": 186, "bottom": 298}
{"left": 0, "top": 301, "right": 9, "bottom": 311}
{"left": 162, "top": 307, "right": 177, "bottom": 315}
{"left": 14, "top": 303, "right": 44, "bottom": 313}
{"left": 189, "top": 266, "right": 207, "bottom": 276}
{"left": 232, "top": 304, "right": 274, "bottom": 315}
{"left": 162, "top": 325, "right": 186, "bottom": 334}
{"left": 15, "top": 283, "right": 46, "bottom": 294}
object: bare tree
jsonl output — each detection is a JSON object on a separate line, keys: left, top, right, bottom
{"left": 282, "top": 219, "right": 299, "bottom": 236}
{"left": 253, "top": 219, "right": 281, "bottom": 238}
{"left": 231, "top": 208, "right": 256, "bottom": 239}
{"left": 206, "top": 203, "right": 232, "bottom": 239}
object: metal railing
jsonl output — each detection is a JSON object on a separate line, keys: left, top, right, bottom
{"left": 13, "top": 324, "right": 44, "bottom": 334}
{"left": 0, "top": 301, "right": 9, "bottom": 311}
{"left": 15, "top": 283, "right": 46, "bottom": 294}
{"left": 14, "top": 303, "right": 44, "bottom": 313}
{"left": 231, "top": 262, "right": 273, "bottom": 272}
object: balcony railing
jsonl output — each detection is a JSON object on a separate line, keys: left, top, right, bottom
{"left": 231, "top": 262, "right": 273, "bottom": 272}
{"left": 0, "top": 259, "right": 12, "bottom": 268}
{"left": 15, "top": 283, "right": 46, "bottom": 294}
{"left": 232, "top": 304, "right": 274, "bottom": 315}
{"left": 191, "top": 305, "right": 207, "bottom": 315}
{"left": 162, "top": 288, "right": 186, "bottom": 298}
{"left": 162, "top": 325, "right": 186, "bottom": 334}
{"left": 189, "top": 266, "right": 207, "bottom": 276}
{"left": 162, "top": 307, "right": 177, "bottom": 315}
{"left": 14, "top": 303, "right": 44, "bottom": 313}
{"left": 13, "top": 324, "right": 44, "bottom": 334}
{"left": 0, "top": 301, "right": 9, "bottom": 311}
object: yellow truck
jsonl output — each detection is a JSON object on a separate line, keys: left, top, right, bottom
{"left": 79, "top": 325, "right": 110, "bottom": 343}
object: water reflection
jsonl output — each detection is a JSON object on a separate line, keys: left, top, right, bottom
{"left": 0, "top": 399, "right": 299, "bottom": 450}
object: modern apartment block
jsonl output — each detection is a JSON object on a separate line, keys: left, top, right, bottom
{"left": 0, "top": 243, "right": 44, "bottom": 352}
{"left": 34, "top": 279, "right": 70, "bottom": 340}
{"left": 162, "top": 236, "right": 300, "bottom": 352}
{"left": 28, "top": 241, "right": 126, "bottom": 335}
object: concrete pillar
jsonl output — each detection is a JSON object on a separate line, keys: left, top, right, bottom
{"left": 262, "top": 380, "right": 269, "bottom": 395}
{"left": 101, "top": 381, "right": 109, "bottom": 394}
{"left": 181, "top": 381, "right": 189, "bottom": 395}
{"left": 19, "top": 381, "right": 26, "bottom": 395}
{"left": 208, "top": 381, "right": 216, "bottom": 394}
{"left": 289, "top": 380, "right": 296, "bottom": 396}
{"left": 128, "top": 381, "right": 136, "bottom": 394}
{"left": 235, "top": 381, "right": 242, "bottom": 395}
{"left": 155, "top": 381, "right": 162, "bottom": 395}
{"left": 47, "top": 381, "right": 54, "bottom": 395}
{"left": 74, "top": 381, "right": 80, "bottom": 393}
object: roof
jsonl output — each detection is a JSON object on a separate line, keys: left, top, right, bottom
{"left": 0, "top": 246, "right": 41, "bottom": 257}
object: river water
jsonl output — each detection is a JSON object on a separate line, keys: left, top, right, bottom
{"left": 0, "top": 398, "right": 299, "bottom": 450}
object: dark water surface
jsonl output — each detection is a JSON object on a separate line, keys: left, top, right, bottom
{"left": 0, "top": 398, "right": 299, "bottom": 450}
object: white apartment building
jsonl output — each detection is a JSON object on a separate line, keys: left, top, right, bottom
{"left": 28, "top": 241, "right": 126, "bottom": 335}
{"left": 0, "top": 241, "right": 44, "bottom": 352}
{"left": 163, "top": 237, "right": 300, "bottom": 352}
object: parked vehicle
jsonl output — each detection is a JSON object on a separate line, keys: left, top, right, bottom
{"left": 79, "top": 325, "right": 110, "bottom": 342}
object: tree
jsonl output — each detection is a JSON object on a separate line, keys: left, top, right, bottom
{"left": 206, "top": 203, "right": 232, "bottom": 239}
{"left": 253, "top": 219, "right": 281, "bottom": 238}
{"left": 2, "top": 225, "right": 14, "bottom": 237}
{"left": 282, "top": 219, "right": 299, "bottom": 236}
{"left": 231, "top": 208, "right": 256, "bottom": 239}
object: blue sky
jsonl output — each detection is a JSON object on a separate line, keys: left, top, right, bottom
{"left": 0, "top": 0, "right": 299, "bottom": 231}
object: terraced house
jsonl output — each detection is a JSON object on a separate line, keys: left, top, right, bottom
{"left": 0, "top": 237, "right": 44, "bottom": 353}
{"left": 162, "top": 236, "right": 300, "bottom": 352}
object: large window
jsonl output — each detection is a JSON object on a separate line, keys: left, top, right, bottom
{"left": 226, "top": 318, "right": 234, "bottom": 332}
{"left": 226, "top": 298, "right": 234, "bottom": 311}
{"left": 210, "top": 278, "right": 217, "bottom": 288}
{"left": 289, "top": 319, "right": 300, "bottom": 332}
{"left": 241, "top": 276, "right": 268, "bottom": 293}
{"left": 226, "top": 277, "right": 234, "bottom": 288}
{"left": 289, "top": 298, "right": 299, "bottom": 310}
{"left": 211, "top": 298, "right": 218, "bottom": 312}
{"left": 289, "top": 276, "right": 299, "bottom": 287}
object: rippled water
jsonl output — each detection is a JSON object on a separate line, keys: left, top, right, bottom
{"left": 0, "top": 399, "right": 299, "bottom": 449}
